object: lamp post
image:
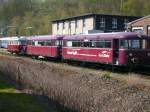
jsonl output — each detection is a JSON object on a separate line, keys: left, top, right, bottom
{"left": 0, "top": 28, "right": 3, "bottom": 38}
{"left": 120, "top": 0, "right": 124, "bottom": 14}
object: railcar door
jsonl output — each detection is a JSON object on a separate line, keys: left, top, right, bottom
{"left": 113, "top": 39, "right": 119, "bottom": 65}
{"left": 57, "top": 39, "right": 63, "bottom": 58}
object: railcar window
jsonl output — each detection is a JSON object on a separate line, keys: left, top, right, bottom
{"left": 20, "top": 40, "right": 27, "bottom": 45}
{"left": 91, "top": 41, "right": 96, "bottom": 47}
{"left": 45, "top": 41, "right": 51, "bottom": 46}
{"left": 55, "top": 41, "right": 59, "bottom": 46}
{"left": 66, "top": 41, "right": 72, "bottom": 47}
{"left": 72, "top": 41, "right": 78, "bottom": 47}
{"left": 120, "top": 40, "right": 128, "bottom": 49}
{"left": 67, "top": 41, "right": 83, "bottom": 47}
{"left": 55, "top": 40, "right": 62, "bottom": 46}
{"left": 10, "top": 40, "right": 20, "bottom": 45}
{"left": 38, "top": 41, "right": 45, "bottom": 46}
{"left": 32, "top": 41, "right": 35, "bottom": 45}
{"left": 77, "top": 41, "right": 83, "bottom": 47}
{"left": 146, "top": 40, "right": 150, "bottom": 49}
{"left": 96, "top": 41, "right": 105, "bottom": 48}
{"left": 105, "top": 41, "right": 112, "bottom": 48}
{"left": 66, "top": 40, "right": 111, "bottom": 48}
{"left": 28, "top": 41, "right": 32, "bottom": 45}
{"left": 83, "top": 42, "right": 92, "bottom": 47}
{"left": 96, "top": 41, "right": 111, "bottom": 48}
{"left": 120, "top": 39, "right": 142, "bottom": 49}
{"left": 131, "top": 40, "right": 140, "bottom": 49}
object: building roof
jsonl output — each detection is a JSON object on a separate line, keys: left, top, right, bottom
{"left": 51, "top": 13, "right": 140, "bottom": 23}
{"left": 128, "top": 15, "right": 150, "bottom": 25}
{"left": 63, "top": 32, "right": 148, "bottom": 40}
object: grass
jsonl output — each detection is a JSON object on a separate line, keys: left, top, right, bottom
{"left": 0, "top": 74, "right": 50, "bottom": 112}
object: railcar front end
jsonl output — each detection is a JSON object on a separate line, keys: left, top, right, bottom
{"left": 8, "top": 37, "right": 27, "bottom": 54}
{"left": 118, "top": 38, "right": 150, "bottom": 66}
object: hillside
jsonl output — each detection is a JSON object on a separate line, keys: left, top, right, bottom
{"left": 0, "top": 0, "right": 150, "bottom": 36}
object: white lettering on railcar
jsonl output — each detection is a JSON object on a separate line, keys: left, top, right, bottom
{"left": 98, "top": 51, "right": 110, "bottom": 58}
{"left": 67, "top": 49, "right": 96, "bottom": 57}
{"left": 67, "top": 51, "right": 78, "bottom": 55}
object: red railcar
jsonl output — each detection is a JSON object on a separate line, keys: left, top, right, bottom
{"left": 8, "top": 37, "right": 27, "bottom": 54}
{"left": 26, "top": 35, "right": 63, "bottom": 58}
{"left": 62, "top": 32, "right": 150, "bottom": 66}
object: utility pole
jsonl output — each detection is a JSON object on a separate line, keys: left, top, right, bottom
{"left": 120, "top": 0, "right": 124, "bottom": 14}
{"left": 7, "top": 26, "right": 17, "bottom": 37}
{"left": 26, "top": 26, "right": 33, "bottom": 36}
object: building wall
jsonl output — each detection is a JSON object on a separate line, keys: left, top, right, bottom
{"left": 75, "top": 19, "right": 83, "bottom": 34}
{"left": 52, "top": 17, "right": 94, "bottom": 35}
{"left": 96, "top": 15, "right": 138, "bottom": 32}
{"left": 52, "top": 14, "right": 139, "bottom": 35}
{"left": 52, "top": 23, "right": 57, "bottom": 35}
{"left": 128, "top": 17, "right": 150, "bottom": 36}
{"left": 130, "top": 18, "right": 150, "bottom": 27}
{"left": 64, "top": 22, "right": 69, "bottom": 35}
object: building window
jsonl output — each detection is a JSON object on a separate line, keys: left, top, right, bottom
{"left": 57, "top": 22, "right": 59, "bottom": 30}
{"left": 63, "top": 22, "right": 65, "bottom": 29}
{"left": 77, "top": 20, "right": 80, "bottom": 28}
{"left": 112, "top": 18, "right": 117, "bottom": 29}
{"left": 69, "top": 22, "right": 71, "bottom": 29}
{"left": 124, "top": 19, "right": 128, "bottom": 29}
{"left": 75, "top": 20, "right": 78, "bottom": 28}
{"left": 83, "top": 19, "right": 86, "bottom": 27}
{"left": 100, "top": 18, "right": 105, "bottom": 28}
{"left": 132, "top": 27, "right": 144, "bottom": 34}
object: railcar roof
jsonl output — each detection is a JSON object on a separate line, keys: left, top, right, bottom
{"left": 63, "top": 32, "right": 149, "bottom": 40}
{"left": 27, "top": 35, "right": 63, "bottom": 41}
{"left": 0, "top": 37, "right": 19, "bottom": 40}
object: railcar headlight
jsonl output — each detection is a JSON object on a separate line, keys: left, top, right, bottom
{"left": 129, "top": 53, "right": 133, "bottom": 57}
{"left": 116, "top": 59, "right": 119, "bottom": 65}
{"left": 131, "top": 58, "right": 138, "bottom": 63}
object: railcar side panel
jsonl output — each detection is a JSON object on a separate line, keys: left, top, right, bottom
{"left": 8, "top": 45, "right": 22, "bottom": 53}
{"left": 27, "top": 45, "right": 60, "bottom": 57}
{"left": 118, "top": 49, "right": 127, "bottom": 65}
{"left": 62, "top": 47, "right": 113, "bottom": 64}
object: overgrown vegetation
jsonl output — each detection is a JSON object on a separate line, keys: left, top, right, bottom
{"left": 0, "top": 0, "right": 150, "bottom": 36}
{"left": 0, "top": 54, "right": 150, "bottom": 112}
{"left": 0, "top": 74, "right": 48, "bottom": 112}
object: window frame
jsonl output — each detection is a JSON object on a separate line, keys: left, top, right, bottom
{"left": 112, "top": 18, "right": 117, "bottom": 29}
{"left": 100, "top": 18, "right": 105, "bottom": 28}
{"left": 119, "top": 39, "right": 143, "bottom": 50}
{"left": 124, "top": 19, "right": 128, "bottom": 29}
{"left": 65, "top": 40, "right": 112, "bottom": 48}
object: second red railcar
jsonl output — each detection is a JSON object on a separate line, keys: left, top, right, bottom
{"left": 26, "top": 35, "right": 63, "bottom": 58}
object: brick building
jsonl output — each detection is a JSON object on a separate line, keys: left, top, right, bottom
{"left": 51, "top": 13, "right": 140, "bottom": 35}
{"left": 128, "top": 15, "right": 150, "bottom": 36}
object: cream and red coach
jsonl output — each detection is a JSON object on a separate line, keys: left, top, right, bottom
{"left": 26, "top": 35, "right": 63, "bottom": 58}
{"left": 8, "top": 37, "right": 27, "bottom": 54}
{"left": 62, "top": 32, "right": 150, "bottom": 66}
